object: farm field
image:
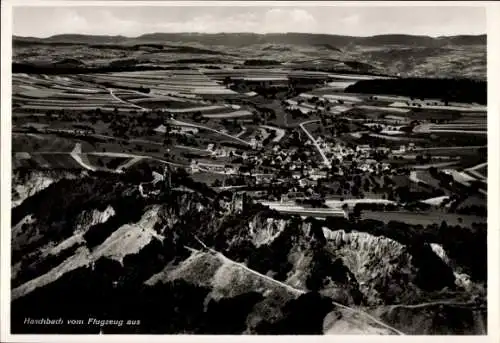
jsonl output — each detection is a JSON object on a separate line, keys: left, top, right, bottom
{"left": 190, "top": 171, "right": 236, "bottom": 185}
{"left": 12, "top": 153, "right": 85, "bottom": 170}
{"left": 85, "top": 155, "right": 133, "bottom": 170}
{"left": 361, "top": 211, "right": 485, "bottom": 227}
{"left": 9, "top": 30, "right": 489, "bottom": 337}
{"left": 86, "top": 70, "right": 239, "bottom": 96}
{"left": 202, "top": 110, "right": 253, "bottom": 119}
{"left": 410, "top": 146, "right": 486, "bottom": 157}
{"left": 12, "top": 133, "right": 96, "bottom": 153}
{"left": 13, "top": 74, "right": 138, "bottom": 111}
{"left": 410, "top": 170, "right": 442, "bottom": 187}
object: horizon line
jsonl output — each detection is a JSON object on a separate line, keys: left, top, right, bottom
{"left": 13, "top": 31, "right": 488, "bottom": 40}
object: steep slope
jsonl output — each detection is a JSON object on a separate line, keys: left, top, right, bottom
{"left": 10, "top": 164, "right": 487, "bottom": 335}
{"left": 11, "top": 170, "right": 80, "bottom": 208}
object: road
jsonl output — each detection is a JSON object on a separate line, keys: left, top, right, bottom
{"left": 14, "top": 131, "right": 254, "bottom": 175}
{"left": 107, "top": 88, "right": 254, "bottom": 148}
{"left": 385, "top": 300, "right": 477, "bottom": 311}
{"left": 299, "top": 120, "right": 331, "bottom": 167}
{"left": 24, "top": 147, "right": 187, "bottom": 173}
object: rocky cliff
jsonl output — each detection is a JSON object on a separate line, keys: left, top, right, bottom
{"left": 10, "top": 165, "right": 487, "bottom": 334}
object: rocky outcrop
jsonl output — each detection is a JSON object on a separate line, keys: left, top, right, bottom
{"left": 248, "top": 216, "right": 287, "bottom": 247}
{"left": 12, "top": 206, "right": 163, "bottom": 299}
{"left": 430, "top": 243, "right": 472, "bottom": 291}
{"left": 74, "top": 205, "right": 116, "bottom": 233}
{"left": 11, "top": 170, "right": 78, "bottom": 208}
{"left": 320, "top": 228, "right": 414, "bottom": 304}
{"left": 10, "top": 169, "right": 486, "bottom": 335}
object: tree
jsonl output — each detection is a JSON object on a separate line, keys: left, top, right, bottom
{"left": 352, "top": 205, "right": 362, "bottom": 220}
{"left": 439, "top": 220, "right": 448, "bottom": 233}
{"left": 192, "top": 111, "right": 203, "bottom": 122}
{"left": 252, "top": 114, "right": 262, "bottom": 125}
{"left": 341, "top": 203, "right": 348, "bottom": 215}
{"left": 363, "top": 179, "right": 370, "bottom": 192}
{"left": 353, "top": 175, "right": 362, "bottom": 188}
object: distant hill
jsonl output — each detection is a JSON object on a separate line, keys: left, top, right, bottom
{"left": 42, "top": 34, "right": 128, "bottom": 44}
{"left": 12, "top": 32, "right": 486, "bottom": 80}
{"left": 13, "top": 32, "right": 487, "bottom": 48}
{"left": 444, "top": 35, "right": 487, "bottom": 45}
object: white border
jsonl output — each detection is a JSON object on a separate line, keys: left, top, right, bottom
{"left": 1, "top": 1, "right": 499, "bottom": 343}
{"left": 4, "top": 0, "right": 500, "bottom": 7}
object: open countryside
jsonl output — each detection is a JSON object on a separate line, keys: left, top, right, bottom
{"left": 10, "top": 9, "right": 487, "bottom": 337}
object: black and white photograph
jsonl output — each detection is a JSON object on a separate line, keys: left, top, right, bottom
{"left": 1, "top": 1, "right": 499, "bottom": 339}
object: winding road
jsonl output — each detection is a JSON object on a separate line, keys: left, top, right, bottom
{"left": 23, "top": 143, "right": 187, "bottom": 173}
{"left": 107, "top": 87, "right": 255, "bottom": 148}
{"left": 384, "top": 300, "right": 478, "bottom": 311}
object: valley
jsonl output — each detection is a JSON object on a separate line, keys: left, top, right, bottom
{"left": 10, "top": 30, "right": 487, "bottom": 335}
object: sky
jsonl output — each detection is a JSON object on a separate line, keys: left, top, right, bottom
{"left": 13, "top": 5, "right": 487, "bottom": 38}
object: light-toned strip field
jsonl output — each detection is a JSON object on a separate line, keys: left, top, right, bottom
{"left": 202, "top": 110, "right": 253, "bottom": 119}
{"left": 327, "top": 73, "right": 393, "bottom": 80}
{"left": 20, "top": 105, "right": 134, "bottom": 110}
{"left": 300, "top": 93, "right": 364, "bottom": 103}
{"left": 92, "top": 75, "right": 219, "bottom": 86}
{"left": 357, "top": 105, "right": 411, "bottom": 113}
{"left": 128, "top": 97, "right": 189, "bottom": 104}
{"left": 158, "top": 105, "right": 226, "bottom": 113}
{"left": 192, "top": 88, "right": 238, "bottom": 95}
{"left": 325, "top": 81, "right": 358, "bottom": 89}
